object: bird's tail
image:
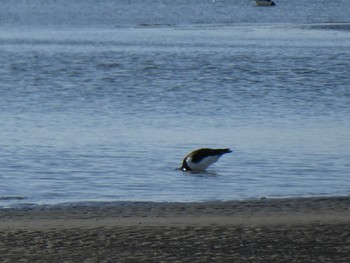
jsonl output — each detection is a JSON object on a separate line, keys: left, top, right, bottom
{"left": 215, "top": 148, "right": 232, "bottom": 154}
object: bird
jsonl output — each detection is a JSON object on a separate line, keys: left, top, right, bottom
{"left": 180, "top": 148, "right": 232, "bottom": 171}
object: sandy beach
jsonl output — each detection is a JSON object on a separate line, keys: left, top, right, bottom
{"left": 1, "top": 196, "right": 350, "bottom": 262}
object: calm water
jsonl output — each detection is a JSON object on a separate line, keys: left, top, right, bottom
{"left": 1, "top": 0, "right": 350, "bottom": 207}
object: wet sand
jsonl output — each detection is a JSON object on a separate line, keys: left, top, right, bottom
{"left": 1, "top": 196, "right": 350, "bottom": 262}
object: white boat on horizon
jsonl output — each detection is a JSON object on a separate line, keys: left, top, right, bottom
{"left": 255, "top": 0, "right": 276, "bottom": 6}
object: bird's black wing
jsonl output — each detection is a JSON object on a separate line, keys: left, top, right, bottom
{"left": 191, "top": 148, "right": 231, "bottom": 163}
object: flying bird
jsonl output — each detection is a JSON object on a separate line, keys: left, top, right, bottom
{"left": 180, "top": 148, "right": 232, "bottom": 171}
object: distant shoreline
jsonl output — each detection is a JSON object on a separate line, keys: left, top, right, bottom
{"left": 1, "top": 196, "right": 350, "bottom": 261}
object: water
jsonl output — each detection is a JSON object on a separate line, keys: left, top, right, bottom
{"left": 1, "top": 0, "right": 350, "bottom": 207}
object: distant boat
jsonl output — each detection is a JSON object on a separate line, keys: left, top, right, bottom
{"left": 255, "top": 0, "right": 276, "bottom": 6}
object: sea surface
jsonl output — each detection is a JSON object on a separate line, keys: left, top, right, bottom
{"left": 1, "top": 0, "right": 350, "bottom": 208}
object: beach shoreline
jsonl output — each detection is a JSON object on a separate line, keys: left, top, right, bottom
{"left": 1, "top": 196, "right": 350, "bottom": 262}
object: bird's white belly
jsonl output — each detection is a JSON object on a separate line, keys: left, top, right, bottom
{"left": 187, "top": 156, "right": 220, "bottom": 171}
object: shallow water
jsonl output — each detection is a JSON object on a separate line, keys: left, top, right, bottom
{"left": 1, "top": 0, "right": 350, "bottom": 207}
